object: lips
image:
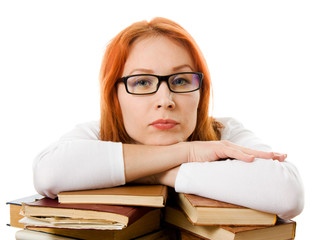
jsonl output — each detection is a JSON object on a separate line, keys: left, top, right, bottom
{"left": 150, "top": 119, "right": 178, "bottom": 130}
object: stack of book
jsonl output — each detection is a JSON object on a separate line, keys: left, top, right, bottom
{"left": 7, "top": 185, "right": 296, "bottom": 240}
{"left": 165, "top": 193, "right": 296, "bottom": 240}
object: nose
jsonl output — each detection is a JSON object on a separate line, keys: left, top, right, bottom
{"left": 155, "top": 82, "right": 175, "bottom": 110}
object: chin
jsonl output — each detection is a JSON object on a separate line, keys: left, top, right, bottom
{"left": 142, "top": 136, "right": 185, "bottom": 146}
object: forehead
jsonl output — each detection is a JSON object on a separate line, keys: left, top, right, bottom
{"left": 123, "top": 36, "right": 195, "bottom": 75}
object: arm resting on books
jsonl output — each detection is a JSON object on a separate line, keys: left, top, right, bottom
{"left": 33, "top": 121, "right": 126, "bottom": 198}
{"left": 174, "top": 118, "right": 304, "bottom": 220}
{"left": 33, "top": 118, "right": 280, "bottom": 198}
{"left": 33, "top": 121, "right": 190, "bottom": 198}
{"left": 33, "top": 139, "right": 126, "bottom": 198}
{"left": 174, "top": 159, "right": 304, "bottom": 220}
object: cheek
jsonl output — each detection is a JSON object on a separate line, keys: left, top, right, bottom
{"left": 189, "top": 92, "right": 200, "bottom": 115}
{"left": 117, "top": 86, "right": 147, "bottom": 134}
{"left": 181, "top": 93, "right": 200, "bottom": 131}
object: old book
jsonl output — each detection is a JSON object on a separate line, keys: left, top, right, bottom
{"left": 164, "top": 206, "right": 296, "bottom": 240}
{"left": 19, "top": 216, "right": 126, "bottom": 230}
{"left": 179, "top": 230, "right": 206, "bottom": 240}
{"left": 7, "top": 194, "right": 44, "bottom": 228}
{"left": 58, "top": 184, "right": 167, "bottom": 207}
{"left": 177, "top": 193, "right": 277, "bottom": 226}
{"left": 177, "top": 229, "right": 295, "bottom": 240}
{"left": 26, "top": 209, "right": 161, "bottom": 240}
{"left": 21, "top": 197, "right": 153, "bottom": 228}
{"left": 15, "top": 229, "right": 78, "bottom": 240}
{"left": 133, "top": 227, "right": 178, "bottom": 240}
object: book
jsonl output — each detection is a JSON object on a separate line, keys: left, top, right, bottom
{"left": 6, "top": 194, "right": 44, "bottom": 228}
{"left": 133, "top": 227, "right": 178, "bottom": 240}
{"left": 179, "top": 230, "right": 206, "bottom": 240}
{"left": 164, "top": 206, "right": 296, "bottom": 240}
{"left": 25, "top": 209, "right": 161, "bottom": 240}
{"left": 177, "top": 229, "right": 295, "bottom": 240}
{"left": 177, "top": 193, "right": 277, "bottom": 226}
{"left": 21, "top": 197, "right": 153, "bottom": 229}
{"left": 15, "top": 228, "right": 179, "bottom": 240}
{"left": 19, "top": 216, "right": 126, "bottom": 230}
{"left": 15, "top": 229, "right": 78, "bottom": 240}
{"left": 58, "top": 184, "right": 168, "bottom": 207}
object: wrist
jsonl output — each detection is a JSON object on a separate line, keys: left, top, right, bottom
{"left": 155, "top": 167, "right": 180, "bottom": 188}
{"left": 173, "top": 141, "right": 190, "bottom": 165}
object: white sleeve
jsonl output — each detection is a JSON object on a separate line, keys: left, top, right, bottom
{"left": 175, "top": 117, "right": 304, "bottom": 220}
{"left": 33, "top": 121, "right": 125, "bottom": 198}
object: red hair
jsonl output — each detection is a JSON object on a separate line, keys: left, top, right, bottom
{"left": 100, "top": 17, "right": 223, "bottom": 143}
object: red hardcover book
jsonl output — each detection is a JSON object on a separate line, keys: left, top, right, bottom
{"left": 21, "top": 197, "right": 154, "bottom": 228}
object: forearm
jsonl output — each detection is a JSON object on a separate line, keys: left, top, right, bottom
{"left": 33, "top": 140, "right": 125, "bottom": 198}
{"left": 123, "top": 143, "right": 186, "bottom": 182}
{"left": 175, "top": 159, "right": 304, "bottom": 220}
{"left": 33, "top": 138, "right": 187, "bottom": 198}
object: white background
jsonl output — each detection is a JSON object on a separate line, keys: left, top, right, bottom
{"left": 1, "top": 0, "right": 319, "bottom": 239}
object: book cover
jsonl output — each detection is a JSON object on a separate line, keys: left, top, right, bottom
{"left": 177, "top": 193, "right": 277, "bottom": 226}
{"left": 58, "top": 184, "right": 168, "bottom": 207}
{"left": 164, "top": 206, "right": 295, "bottom": 240}
{"left": 133, "top": 227, "right": 179, "bottom": 240}
{"left": 22, "top": 197, "right": 153, "bottom": 227}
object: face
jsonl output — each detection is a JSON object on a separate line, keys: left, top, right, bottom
{"left": 117, "top": 36, "right": 200, "bottom": 145}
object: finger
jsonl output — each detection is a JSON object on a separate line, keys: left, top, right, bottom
{"left": 272, "top": 153, "right": 287, "bottom": 162}
{"left": 221, "top": 146, "right": 255, "bottom": 162}
{"left": 224, "top": 141, "right": 274, "bottom": 159}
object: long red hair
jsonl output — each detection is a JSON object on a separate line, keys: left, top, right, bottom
{"left": 100, "top": 17, "right": 223, "bottom": 143}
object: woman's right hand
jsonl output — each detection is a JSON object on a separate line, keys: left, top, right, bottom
{"left": 186, "top": 140, "right": 287, "bottom": 163}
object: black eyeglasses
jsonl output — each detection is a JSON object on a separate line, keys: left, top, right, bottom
{"left": 117, "top": 72, "right": 203, "bottom": 95}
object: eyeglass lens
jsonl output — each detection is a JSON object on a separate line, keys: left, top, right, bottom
{"left": 126, "top": 73, "right": 200, "bottom": 94}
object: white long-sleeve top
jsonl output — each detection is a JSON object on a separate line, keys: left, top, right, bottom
{"left": 33, "top": 117, "right": 304, "bottom": 220}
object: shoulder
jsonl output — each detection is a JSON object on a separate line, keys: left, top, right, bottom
{"left": 215, "top": 117, "right": 271, "bottom": 151}
{"left": 59, "top": 120, "right": 101, "bottom": 141}
{"left": 215, "top": 117, "right": 245, "bottom": 140}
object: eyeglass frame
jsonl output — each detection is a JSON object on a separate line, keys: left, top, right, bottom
{"left": 117, "top": 72, "right": 203, "bottom": 95}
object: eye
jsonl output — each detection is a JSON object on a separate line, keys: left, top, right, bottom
{"left": 128, "top": 76, "right": 155, "bottom": 88}
{"left": 171, "top": 78, "right": 190, "bottom": 86}
{"left": 135, "top": 79, "right": 152, "bottom": 87}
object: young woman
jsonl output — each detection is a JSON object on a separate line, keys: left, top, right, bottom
{"left": 33, "top": 17, "right": 304, "bottom": 220}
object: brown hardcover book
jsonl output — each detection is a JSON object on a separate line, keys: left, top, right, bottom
{"left": 164, "top": 206, "right": 296, "bottom": 240}
{"left": 133, "top": 227, "right": 179, "bottom": 240}
{"left": 177, "top": 193, "right": 277, "bottom": 226}
{"left": 7, "top": 194, "right": 44, "bottom": 228}
{"left": 21, "top": 197, "right": 153, "bottom": 228}
{"left": 26, "top": 209, "right": 161, "bottom": 240}
{"left": 58, "top": 184, "right": 168, "bottom": 207}
{"left": 179, "top": 230, "right": 206, "bottom": 240}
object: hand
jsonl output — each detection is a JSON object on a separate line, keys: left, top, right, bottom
{"left": 187, "top": 140, "right": 287, "bottom": 163}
